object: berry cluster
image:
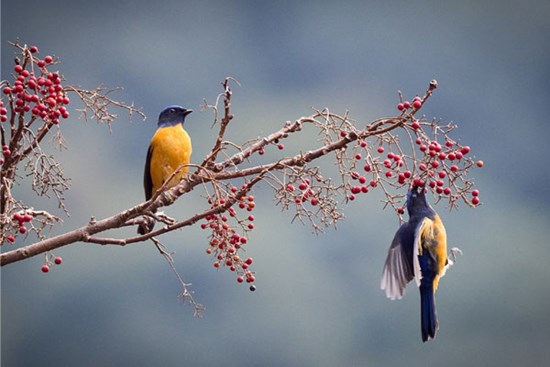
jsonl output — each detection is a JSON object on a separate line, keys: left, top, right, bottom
{"left": 339, "top": 96, "right": 482, "bottom": 211}
{"left": 2, "top": 211, "right": 34, "bottom": 245}
{"left": 397, "top": 96, "right": 423, "bottom": 111}
{"left": 2, "top": 144, "right": 10, "bottom": 161}
{"left": 1, "top": 46, "right": 70, "bottom": 126}
{"left": 0, "top": 100, "right": 7, "bottom": 123}
{"left": 287, "top": 178, "right": 321, "bottom": 206}
{"left": 41, "top": 253, "right": 63, "bottom": 273}
{"left": 200, "top": 187, "right": 257, "bottom": 289}
{"left": 12, "top": 211, "right": 33, "bottom": 235}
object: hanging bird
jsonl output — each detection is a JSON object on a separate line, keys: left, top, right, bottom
{"left": 381, "top": 185, "right": 450, "bottom": 342}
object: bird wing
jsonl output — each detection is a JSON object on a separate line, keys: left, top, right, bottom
{"left": 381, "top": 223, "right": 415, "bottom": 300}
{"left": 414, "top": 216, "right": 448, "bottom": 289}
{"left": 143, "top": 144, "right": 154, "bottom": 201}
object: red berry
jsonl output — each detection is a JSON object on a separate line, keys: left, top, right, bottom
{"left": 298, "top": 182, "right": 308, "bottom": 190}
{"left": 450, "top": 165, "right": 459, "bottom": 172}
{"left": 438, "top": 171, "right": 446, "bottom": 179}
{"left": 403, "top": 101, "right": 411, "bottom": 109}
{"left": 351, "top": 186, "right": 361, "bottom": 194}
{"left": 411, "top": 121, "right": 420, "bottom": 129}
{"left": 455, "top": 152, "right": 463, "bottom": 160}
{"left": 445, "top": 140, "right": 454, "bottom": 147}
{"left": 443, "top": 187, "right": 451, "bottom": 195}
{"left": 340, "top": 130, "right": 347, "bottom": 137}
{"left": 30, "top": 46, "right": 39, "bottom": 53}
{"left": 54, "top": 257, "right": 63, "bottom": 265}
{"left": 397, "top": 207, "right": 405, "bottom": 215}
{"left": 472, "top": 189, "right": 480, "bottom": 197}
{"left": 377, "top": 146, "right": 384, "bottom": 154}
{"left": 278, "top": 144, "right": 284, "bottom": 150}
{"left": 41, "top": 265, "right": 50, "bottom": 273}
{"left": 413, "top": 178, "right": 425, "bottom": 187}
{"left": 310, "top": 197, "right": 319, "bottom": 206}
{"left": 19, "top": 226, "right": 26, "bottom": 234}
{"left": 397, "top": 103, "right": 405, "bottom": 111}
{"left": 37, "top": 60, "right": 46, "bottom": 68}
{"left": 363, "top": 164, "right": 371, "bottom": 172}
{"left": 258, "top": 148, "right": 265, "bottom": 155}
{"left": 385, "top": 171, "right": 393, "bottom": 178}
{"left": 472, "top": 197, "right": 480, "bottom": 205}
{"left": 213, "top": 261, "right": 220, "bottom": 268}
{"left": 6, "top": 235, "right": 15, "bottom": 243}
{"left": 461, "top": 146, "right": 471, "bottom": 155}
{"left": 354, "top": 153, "right": 362, "bottom": 160}
{"left": 413, "top": 100, "right": 422, "bottom": 108}
{"left": 403, "top": 170, "right": 412, "bottom": 178}
{"left": 419, "top": 163, "right": 427, "bottom": 171}
{"left": 14, "top": 65, "right": 24, "bottom": 73}
{"left": 447, "top": 152, "right": 456, "bottom": 161}
{"left": 361, "top": 186, "right": 369, "bottom": 193}
{"left": 248, "top": 215, "right": 255, "bottom": 221}
{"left": 358, "top": 176, "right": 367, "bottom": 184}
{"left": 44, "top": 55, "right": 53, "bottom": 64}
{"left": 245, "top": 257, "right": 253, "bottom": 265}
{"left": 476, "top": 160, "right": 484, "bottom": 168}
{"left": 237, "top": 276, "right": 244, "bottom": 283}
{"left": 431, "top": 161, "right": 440, "bottom": 168}
{"left": 369, "top": 180, "right": 377, "bottom": 188}
{"left": 360, "top": 140, "right": 367, "bottom": 148}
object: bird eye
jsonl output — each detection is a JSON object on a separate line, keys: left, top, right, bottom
{"left": 170, "top": 108, "right": 176, "bottom": 113}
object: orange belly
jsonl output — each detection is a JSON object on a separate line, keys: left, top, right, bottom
{"left": 149, "top": 124, "right": 192, "bottom": 195}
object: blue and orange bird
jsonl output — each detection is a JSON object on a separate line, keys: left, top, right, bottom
{"left": 138, "top": 105, "right": 193, "bottom": 235}
{"left": 381, "top": 185, "right": 449, "bottom": 342}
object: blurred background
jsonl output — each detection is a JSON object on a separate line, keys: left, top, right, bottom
{"left": 2, "top": 1, "right": 549, "bottom": 366}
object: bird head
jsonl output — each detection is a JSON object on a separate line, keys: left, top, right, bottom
{"left": 406, "top": 184, "right": 432, "bottom": 217}
{"left": 157, "top": 105, "right": 192, "bottom": 128}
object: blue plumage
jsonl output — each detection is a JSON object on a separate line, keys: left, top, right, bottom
{"left": 381, "top": 185, "right": 449, "bottom": 342}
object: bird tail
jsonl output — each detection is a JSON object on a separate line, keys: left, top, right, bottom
{"left": 420, "top": 280, "right": 438, "bottom": 342}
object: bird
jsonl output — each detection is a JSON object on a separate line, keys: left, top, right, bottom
{"left": 138, "top": 105, "right": 193, "bottom": 235}
{"left": 380, "top": 185, "right": 449, "bottom": 342}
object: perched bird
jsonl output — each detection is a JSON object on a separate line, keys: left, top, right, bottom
{"left": 381, "top": 185, "right": 449, "bottom": 342}
{"left": 138, "top": 105, "right": 193, "bottom": 235}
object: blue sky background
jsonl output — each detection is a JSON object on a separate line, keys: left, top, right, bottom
{"left": 2, "top": 1, "right": 550, "bottom": 366}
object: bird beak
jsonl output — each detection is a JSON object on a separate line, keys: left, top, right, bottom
{"left": 184, "top": 109, "right": 193, "bottom": 116}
